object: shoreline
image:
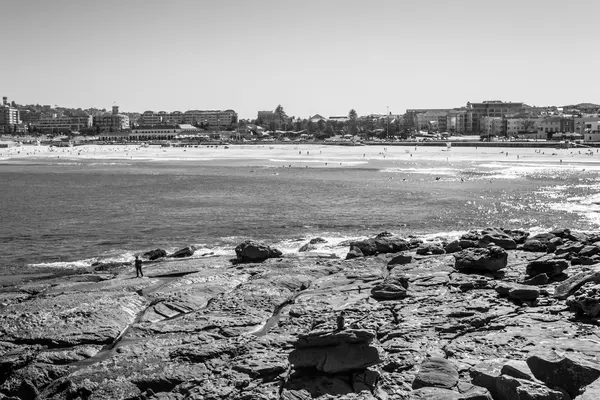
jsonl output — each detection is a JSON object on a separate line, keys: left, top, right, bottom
{"left": 2, "top": 143, "right": 599, "bottom": 167}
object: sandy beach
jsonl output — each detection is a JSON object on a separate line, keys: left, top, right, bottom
{"left": 2, "top": 143, "right": 600, "bottom": 168}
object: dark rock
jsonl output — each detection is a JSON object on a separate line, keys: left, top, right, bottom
{"left": 500, "top": 360, "right": 536, "bottom": 381}
{"left": 478, "top": 229, "right": 517, "bottom": 250}
{"left": 546, "top": 237, "right": 563, "bottom": 253}
{"left": 375, "top": 231, "right": 394, "bottom": 239}
{"left": 409, "top": 238, "right": 424, "bottom": 248}
{"left": 168, "top": 246, "right": 196, "bottom": 258}
{"left": 522, "top": 273, "right": 549, "bottom": 286}
{"left": 579, "top": 245, "right": 600, "bottom": 257}
{"left": 444, "top": 240, "right": 462, "bottom": 253}
{"left": 412, "top": 358, "right": 458, "bottom": 390}
{"left": 453, "top": 246, "right": 508, "bottom": 273}
{"left": 289, "top": 329, "right": 382, "bottom": 374}
{"left": 92, "top": 261, "right": 131, "bottom": 272}
{"left": 495, "top": 375, "right": 563, "bottom": 400}
{"left": 459, "top": 239, "right": 477, "bottom": 249}
{"left": 416, "top": 243, "right": 446, "bottom": 256}
{"left": 350, "top": 238, "right": 409, "bottom": 257}
{"left": 495, "top": 283, "right": 540, "bottom": 301}
{"left": 470, "top": 360, "right": 505, "bottom": 399}
{"left": 371, "top": 277, "right": 409, "bottom": 300}
{"left": 555, "top": 241, "right": 585, "bottom": 256}
{"left": 387, "top": 252, "right": 412, "bottom": 266}
{"left": 550, "top": 228, "right": 571, "bottom": 238}
{"left": 142, "top": 248, "right": 167, "bottom": 261}
{"left": 235, "top": 240, "right": 282, "bottom": 262}
{"left": 554, "top": 269, "right": 600, "bottom": 299}
{"left": 346, "top": 245, "right": 364, "bottom": 260}
{"left": 567, "top": 282, "right": 600, "bottom": 317}
{"left": 503, "top": 229, "right": 530, "bottom": 244}
{"left": 523, "top": 240, "right": 547, "bottom": 252}
{"left": 526, "top": 255, "right": 569, "bottom": 278}
{"left": 527, "top": 351, "right": 600, "bottom": 398}
{"left": 299, "top": 238, "right": 328, "bottom": 252}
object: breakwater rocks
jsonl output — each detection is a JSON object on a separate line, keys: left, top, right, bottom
{"left": 1, "top": 229, "right": 600, "bottom": 399}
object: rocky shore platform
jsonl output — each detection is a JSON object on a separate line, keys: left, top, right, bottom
{"left": 2, "top": 229, "right": 600, "bottom": 399}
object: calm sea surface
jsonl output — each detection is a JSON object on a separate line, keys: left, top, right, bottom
{"left": 2, "top": 158, "right": 600, "bottom": 268}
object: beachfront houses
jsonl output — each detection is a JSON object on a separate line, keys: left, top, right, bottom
{"left": 0, "top": 97, "right": 22, "bottom": 134}
{"left": 138, "top": 110, "right": 237, "bottom": 129}
{"left": 99, "top": 124, "right": 204, "bottom": 142}
{"left": 94, "top": 106, "right": 130, "bottom": 133}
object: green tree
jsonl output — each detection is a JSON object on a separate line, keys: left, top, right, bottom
{"left": 348, "top": 109, "right": 358, "bottom": 135}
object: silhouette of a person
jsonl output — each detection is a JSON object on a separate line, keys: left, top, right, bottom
{"left": 135, "top": 255, "right": 143, "bottom": 277}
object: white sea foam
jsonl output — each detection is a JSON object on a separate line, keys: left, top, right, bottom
{"left": 380, "top": 167, "right": 457, "bottom": 175}
{"left": 27, "top": 258, "right": 98, "bottom": 269}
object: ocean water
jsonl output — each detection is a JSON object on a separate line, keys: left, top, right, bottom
{"left": 2, "top": 157, "right": 600, "bottom": 268}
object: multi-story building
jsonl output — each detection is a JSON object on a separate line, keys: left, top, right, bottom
{"left": 34, "top": 115, "right": 93, "bottom": 133}
{"left": 183, "top": 110, "right": 237, "bottom": 128}
{"left": 465, "top": 101, "right": 526, "bottom": 134}
{"left": 94, "top": 106, "right": 130, "bottom": 132}
{"left": 481, "top": 116, "right": 503, "bottom": 137}
{"left": 574, "top": 117, "right": 600, "bottom": 141}
{"left": 0, "top": 97, "right": 21, "bottom": 133}
{"left": 505, "top": 117, "right": 541, "bottom": 137}
{"left": 537, "top": 117, "right": 561, "bottom": 138}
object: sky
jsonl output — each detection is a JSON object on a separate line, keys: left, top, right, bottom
{"left": 1, "top": 0, "right": 598, "bottom": 119}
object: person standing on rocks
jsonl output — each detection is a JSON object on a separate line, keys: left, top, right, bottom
{"left": 135, "top": 255, "right": 143, "bottom": 278}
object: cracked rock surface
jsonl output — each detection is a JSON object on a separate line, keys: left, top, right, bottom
{"left": 1, "top": 229, "right": 600, "bottom": 399}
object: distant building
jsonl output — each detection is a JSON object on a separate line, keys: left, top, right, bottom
{"left": 310, "top": 114, "right": 327, "bottom": 123}
{"left": 94, "top": 106, "right": 130, "bottom": 132}
{"left": 481, "top": 116, "right": 503, "bottom": 137}
{"left": 183, "top": 110, "right": 237, "bottom": 128}
{"left": 34, "top": 115, "right": 92, "bottom": 133}
{"left": 574, "top": 117, "right": 600, "bottom": 141}
{"left": 537, "top": 116, "right": 561, "bottom": 138}
{"left": 0, "top": 97, "right": 21, "bottom": 133}
{"left": 465, "top": 101, "right": 526, "bottom": 134}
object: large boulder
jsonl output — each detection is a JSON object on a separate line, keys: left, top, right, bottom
{"left": 412, "top": 358, "right": 458, "bottom": 390}
{"left": 477, "top": 229, "right": 517, "bottom": 250}
{"left": 299, "top": 237, "right": 327, "bottom": 252}
{"left": 522, "top": 240, "right": 547, "bottom": 252}
{"left": 495, "top": 375, "right": 563, "bottom": 400}
{"left": 288, "top": 329, "right": 382, "bottom": 374}
{"left": 554, "top": 268, "right": 600, "bottom": 300}
{"left": 142, "top": 248, "right": 167, "bottom": 261}
{"left": 371, "top": 277, "right": 409, "bottom": 300}
{"left": 453, "top": 246, "right": 508, "bottom": 273}
{"left": 525, "top": 255, "right": 569, "bottom": 278}
{"left": 350, "top": 237, "right": 409, "bottom": 257}
{"left": 387, "top": 252, "right": 412, "bottom": 266}
{"left": 444, "top": 240, "right": 462, "bottom": 254}
{"left": 526, "top": 351, "right": 600, "bottom": 398}
{"left": 235, "top": 240, "right": 282, "bottom": 262}
{"left": 495, "top": 283, "right": 540, "bottom": 302}
{"left": 555, "top": 241, "right": 585, "bottom": 256}
{"left": 416, "top": 243, "right": 446, "bottom": 256}
{"left": 345, "top": 245, "right": 364, "bottom": 260}
{"left": 168, "top": 246, "right": 196, "bottom": 258}
{"left": 567, "top": 282, "right": 600, "bottom": 317}
{"left": 523, "top": 233, "right": 558, "bottom": 252}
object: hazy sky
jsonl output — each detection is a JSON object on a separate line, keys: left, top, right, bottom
{"left": 1, "top": 0, "right": 598, "bottom": 119}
